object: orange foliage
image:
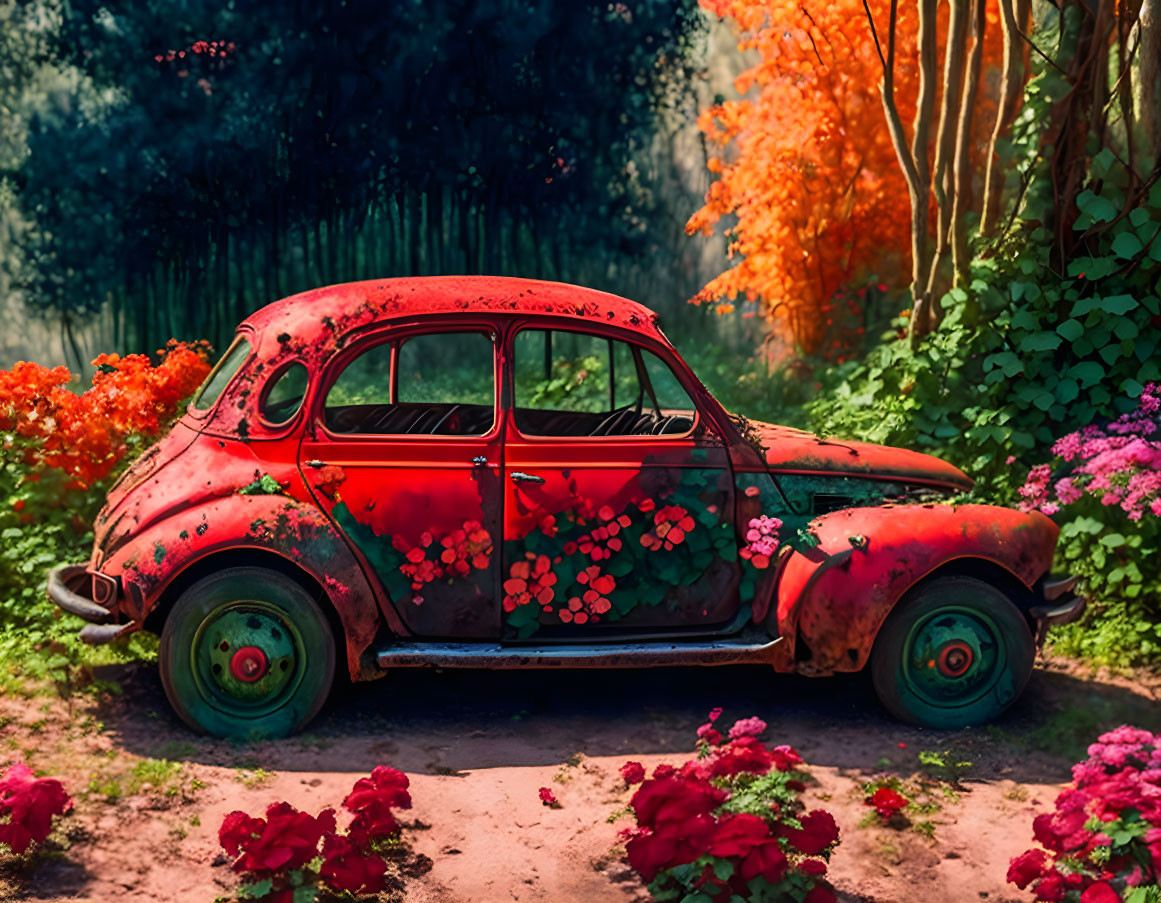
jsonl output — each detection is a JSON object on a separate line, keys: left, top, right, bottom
{"left": 0, "top": 341, "right": 212, "bottom": 485}
{"left": 689, "top": 0, "right": 1003, "bottom": 357}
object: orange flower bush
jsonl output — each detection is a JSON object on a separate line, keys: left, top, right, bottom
{"left": 0, "top": 341, "right": 211, "bottom": 487}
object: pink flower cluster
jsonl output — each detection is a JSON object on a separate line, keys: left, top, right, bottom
{"left": 740, "top": 515, "right": 782, "bottom": 569}
{"left": 1007, "top": 725, "right": 1161, "bottom": 901}
{"left": 1019, "top": 383, "right": 1161, "bottom": 521}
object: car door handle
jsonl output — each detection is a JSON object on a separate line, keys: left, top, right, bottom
{"left": 510, "top": 472, "right": 545, "bottom": 484}
{"left": 472, "top": 455, "right": 487, "bottom": 466}
{"left": 305, "top": 460, "right": 326, "bottom": 468}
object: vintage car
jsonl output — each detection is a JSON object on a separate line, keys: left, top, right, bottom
{"left": 49, "top": 276, "right": 1084, "bottom": 738}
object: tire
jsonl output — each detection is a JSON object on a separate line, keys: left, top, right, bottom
{"left": 159, "top": 566, "right": 335, "bottom": 739}
{"left": 870, "top": 575, "right": 1035, "bottom": 729}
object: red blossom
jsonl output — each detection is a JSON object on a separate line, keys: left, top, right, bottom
{"left": 539, "top": 787, "right": 558, "bottom": 806}
{"left": 219, "top": 803, "right": 336, "bottom": 874}
{"left": 782, "top": 809, "right": 839, "bottom": 856}
{"left": 343, "top": 766, "right": 411, "bottom": 840}
{"left": 319, "top": 833, "right": 388, "bottom": 895}
{"left": 0, "top": 763, "right": 72, "bottom": 855}
{"left": 620, "top": 761, "right": 646, "bottom": 785}
{"left": 705, "top": 813, "right": 770, "bottom": 857}
{"left": 739, "top": 838, "right": 788, "bottom": 883}
{"left": 1007, "top": 848, "right": 1050, "bottom": 889}
{"left": 866, "top": 785, "right": 909, "bottom": 819}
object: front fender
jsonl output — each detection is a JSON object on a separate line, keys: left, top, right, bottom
{"left": 100, "top": 494, "right": 382, "bottom": 680}
{"left": 774, "top": 504, "right": 1058, "bottom": 675}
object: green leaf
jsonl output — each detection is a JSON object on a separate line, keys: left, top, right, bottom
{"left": 1020, "top": 332, "right": 1062, "bottom": 352}
{"left": 1055, "top": 319, "right": 1084, "bottom": 342}
{"left": 1100, "top": 533, "right": 1126, "bottom": 548}
{"left": 238, "top": 879, "right": 275, "bottom": 900}
{"left": 1069, "top": 361, "right": 1104, "bottom": 387}
{"left": 1010, "top": 309, "right": 1039, "bottom": 330}
{"left": 1114, "top": 319, "right": 1140, "bottom": 340}
{"left": 1100, "top": 294, "right": 1139, "bottom": 315}
{"left": 1076, "top": 187, "right": 1118, "bottom": 222}
{"left": 1054, "top": 379, "right": 1079, "bottom": 404}
{"left": 1111, "top": 231, "right": 1144, "bottom": 259}
{"left": 1120, "top": 378, "right": 1145, "bottom": 398}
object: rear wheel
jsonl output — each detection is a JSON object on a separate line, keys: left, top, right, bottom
{"left": 870, "top": 576, "right": 1034, "bottom": 729}
{"left": 159, "top": 567, "right": 335, "bottom": 739}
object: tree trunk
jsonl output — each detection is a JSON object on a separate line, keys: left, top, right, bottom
{"left": 951, "top": 0, "right": 987, "bottom": 284}
{"left": 981, "top": 0, "right": 1031, "bottom": 236}
{"left": 926, "top": 0, "right": 970, "bottom": 299}
{"left": 1139, "top": 0, "right": 1161, "bottom": 160}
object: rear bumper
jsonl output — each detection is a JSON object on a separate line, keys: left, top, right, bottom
{"left": 1029, "top": 574, "right": 1086, "bottom": 644}
{"left": 47, "top": 563, "right": 134, "bottom": 645}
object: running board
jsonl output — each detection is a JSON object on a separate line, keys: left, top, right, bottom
{"left": 376, "top": 636, "right": 782, "bottom": 670}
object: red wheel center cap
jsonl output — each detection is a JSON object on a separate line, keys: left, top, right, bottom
{"left": 229, "top": 646, "right": 269, "bottom": 682}
{"left": 937, "top": 641, "right": 973, "bottom": 678}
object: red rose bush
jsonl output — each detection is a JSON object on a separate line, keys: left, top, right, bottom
{"left": 0, "top": 763, "right": 72, "bottom": 855}
{"left": 219, "top": 766, "right": 412, "bottom": 901}
{"left": 1007, "top": 725, "right": 1161, "bottom": 901}
{"left": 616, "top": 710, "right": 839, "bottom": 902}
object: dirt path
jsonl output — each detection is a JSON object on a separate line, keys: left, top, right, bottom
{"left": 3, "top": 654, "right": 1160, "bottom": 903}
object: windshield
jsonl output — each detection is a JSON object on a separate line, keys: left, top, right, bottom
{"left": 191, "top": 336, "right": 251, "bottom": 412}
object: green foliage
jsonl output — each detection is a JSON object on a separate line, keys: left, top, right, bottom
{"left": 803, "top": 44, "right": 1161, "bottom": 667}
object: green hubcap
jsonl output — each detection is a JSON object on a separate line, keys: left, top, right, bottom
{"left": 901, "top": 606, "right": 1002, "bottom": 707}
{"left": 191, "top": 602, "right": 304, "bottom": 715}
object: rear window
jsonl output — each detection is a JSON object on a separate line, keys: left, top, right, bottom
{"left": 192, "top": 337, "right": 250, "bottom": 411}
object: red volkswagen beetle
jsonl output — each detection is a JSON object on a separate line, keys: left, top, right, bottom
{"left": 49, "top": 277, "right": 1083, "bottom": 738}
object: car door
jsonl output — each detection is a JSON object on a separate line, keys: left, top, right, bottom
{"left": 499, "top": 323, "right": 741, "bottom": 640}
{"left": 299, "top": 323, "right": 502, "bottom": 638}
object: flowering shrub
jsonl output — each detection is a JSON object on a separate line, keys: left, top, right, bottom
{"left": 219, "top": 765, "right": 413, "bottom": 901}
{"left": 1007, "top": 725, "right": 1161, "bottom": 901}
{"left": 1015, "top": 383, "right": 1161, "bottom": 667}
{"left": 0, "top": 763, "right": 72, "bottom": 855}
{"left": 616, "top": 709, "right": 839, "bottom": 902}
{"left": 0, "top": 342, "right": 211, "bottom": 487}
{"left": 539, "top": 787, "right": 560, "bottom": 808}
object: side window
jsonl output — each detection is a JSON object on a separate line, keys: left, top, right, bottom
{"left": 513, "top": 328, "right": 696, "bottom": 437}
{"left": 325, "top": 331, "right": 495, "bottom": 436}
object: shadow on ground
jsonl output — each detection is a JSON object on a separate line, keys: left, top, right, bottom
{"left": 92, "top": 658, "right": 1161, "bottom": 787}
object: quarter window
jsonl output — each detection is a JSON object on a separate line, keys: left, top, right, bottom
{"left": 325, "top": 331, "right": 495, "bottom": 436}
{"left": 512, "top": 329, "right": 696, "bottom": 437}
{"left": 260, "top": 362, "right": 308, "bottom": 425}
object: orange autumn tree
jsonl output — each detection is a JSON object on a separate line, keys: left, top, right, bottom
{"left": 688, "top": 0, "right": 1011, "bottom": 356}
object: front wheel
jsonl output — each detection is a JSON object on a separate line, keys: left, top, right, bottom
{"left": 159, "top": 567, "right": 335, "bottom": 739}
{"left": 870, "top": 576, "right": 1035, "bottom": 729}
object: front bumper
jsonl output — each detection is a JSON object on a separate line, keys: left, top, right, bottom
{"left": 1029, "top": 574, "right": 1086, "bottom": 644}
{"left": 47, "top": 563, "right": 134, "bottom": 645}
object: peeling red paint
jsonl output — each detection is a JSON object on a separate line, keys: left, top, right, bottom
{"left": 772, "top": 504, "right": 1059, "bottom": 675}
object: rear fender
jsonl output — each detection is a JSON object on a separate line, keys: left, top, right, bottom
{"left": 101, "top": 495, "right": 383, "bottom": 680}
{"left": 773, "top": 504, "right": 1059, "bottom": 675}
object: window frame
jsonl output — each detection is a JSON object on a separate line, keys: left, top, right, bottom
{"left": 313, "top": 321, "right": 502, "bottom": 442}
{"left": 505, "top": 321, "right": 705, "bottom": 443}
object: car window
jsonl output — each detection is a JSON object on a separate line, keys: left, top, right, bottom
{"left": 512, "top": 328, "right": 696, "bottom": 437}
{"left": 324, "top": 331, "right": 495, "bottom": 436}
{"left": 260, "top": 362, "right": 308, "bottom": 425}
{"left": 191, "top": 337, "right": 250, "bottom": 411}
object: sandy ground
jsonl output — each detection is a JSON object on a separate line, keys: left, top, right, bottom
{"left": 2, "top": 653, "right": 1160, "bottom": 903}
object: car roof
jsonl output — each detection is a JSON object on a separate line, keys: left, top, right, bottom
{"left": 241, "top": 276, "right": 664, "bottom": 348}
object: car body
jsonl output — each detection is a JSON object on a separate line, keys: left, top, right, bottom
{"left": 49, "top": 276, "right": 1084, "bottom": 737}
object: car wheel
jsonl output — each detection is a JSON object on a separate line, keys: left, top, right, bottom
{"left": 869, "top": 575, "right": 1035, "bottom": 729}
{"left": 159, "top": 566, "right": 335, "bottom": 739}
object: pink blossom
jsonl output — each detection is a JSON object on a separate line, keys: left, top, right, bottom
{"left": 728, "top": 717, "right": 768, "bottom": 740}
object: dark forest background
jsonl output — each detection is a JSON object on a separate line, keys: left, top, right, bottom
{"left": 0, "top": 0, "right": 765, "bottom": 371}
